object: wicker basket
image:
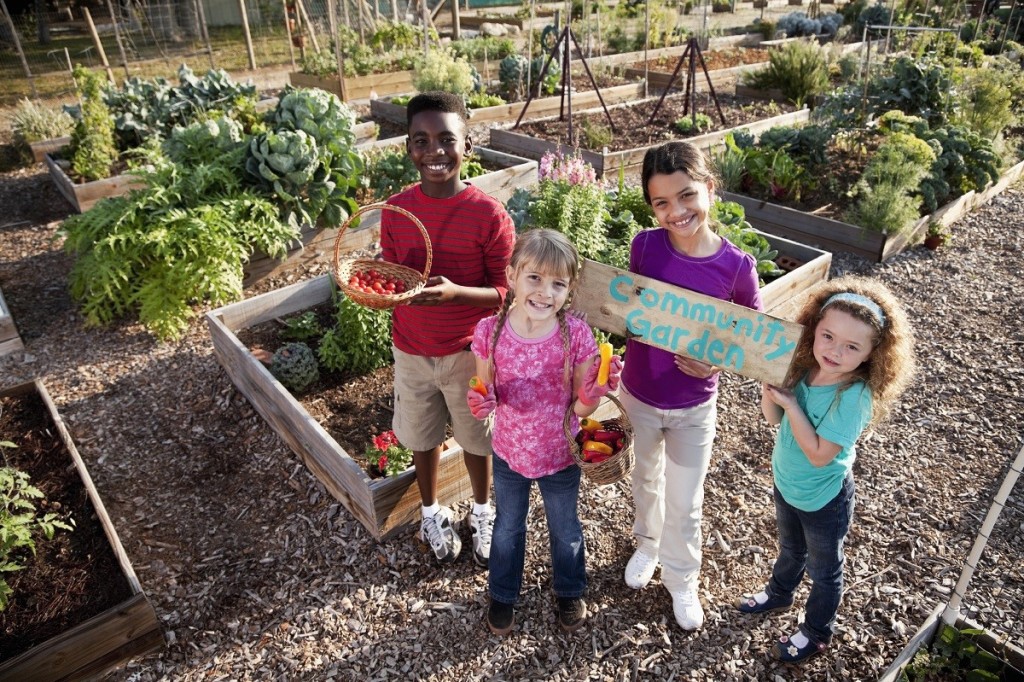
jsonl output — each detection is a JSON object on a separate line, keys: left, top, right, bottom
{"left": 564, "top": 393, "right": 635, "bottom": 486}
{"left": 332, "top": 202, "right": 432, "bottom": 310}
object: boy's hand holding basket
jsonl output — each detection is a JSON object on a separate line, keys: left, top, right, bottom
{"left": 332, "top": 202, "right": 432, "bottom": 310}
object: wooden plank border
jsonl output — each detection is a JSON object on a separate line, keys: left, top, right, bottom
{"left": 242, "top": 146, "right": 536, "bottom": 287}
{"left": 0, "top": 380, "right": 164, "bottom": 681}
{"left": 43, "top": 153, "right": 144, "bottom": 214}
{"left": 0, "top": 285, "right": 25, "bottom": 357}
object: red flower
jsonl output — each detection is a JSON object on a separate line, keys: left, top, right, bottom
{"left": 378, "top": 455, "right": 388, "bottom": 471}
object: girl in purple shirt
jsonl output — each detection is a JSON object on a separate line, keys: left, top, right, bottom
{"left": 619, "top": 142, "right": 763, "bottom": 631}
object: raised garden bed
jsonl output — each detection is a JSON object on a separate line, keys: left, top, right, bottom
{"left": 879, "top": 604, "right": 1024, "bottom": 681}
{"left": 28, "top": 135, "right": 70, "bottom": 164}
{"left": 44, "top": 153, "right": 145, "bottom": 214}
{"left": 210, "top": 230, "right": 827, "bottom": 539}
{"left": 489, "top": 99, "right": 807, "bottom": 177}
{"left": 370, "top": 81, "right": 647, "bottom": 127}
{"left": 0, "top": 285, "right": 24, "bottom": 357}
{"left": 289, "top": 60, "right": 495, "bottom": 102}
{"left": 722, "top": 159, "right": 1024, "bottom": 262}
{"left": 241, "top": 146, "right": 537, "bottom": 286}
{"left": 620, "top": 47, "right": 771, "bottom": 92}
{"left": 0, "top": 380, "right": 164, "bottom": 680}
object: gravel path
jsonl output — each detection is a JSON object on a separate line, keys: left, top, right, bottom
{"left": 1, "top": 165, "right": 1022, "bottom": 681}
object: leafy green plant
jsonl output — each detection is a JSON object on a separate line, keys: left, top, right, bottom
{"left": 843, "top": 129, "right": 934, "bottom": 234}
{"left": 743, "top": 39, "right": 830, "bottom": 108}
{"left": 413, "top": 49, "right": 477, "bottom": 97}
{"left": 369, "top": 19, "right": 422, "bottom": 52}
{"left": 10, "top": 98, "right": 73, "bottom": 158}
{"left": 467, "top": 92, "right": 505, "bottom": 109}
{"left": 675, "top": 113, "right": 713, "bottom": 135}
{"left": 712, "top": 134, "right": 748, "bottom": 192}
{"left": 1, "top": 452, "right": 74, "bottom": 612}
{"left": 917, "top": 124, "right": 1001, "bottom": 212}
{"left": 317, "top": 290, "right": 392, "bottom": 375}
{"left": 711, "top": 200, "right": 784, "bottom": 283}
{"left": 901, "top": 623, "right": 1009, "bottom": 681}
{"left": 744, "top": 146, "right": 806, "bottom": 201}
{"left": 580, "top": 118, "right": 614, "bottom": 149}
{"left": 451, "top": 36, "right": 516, "bottom": 61}
{"left": 270, "top": 341, "right": 320, "bottom": 393}
{"left": 953, "top": 64, "right": 1016, "bottom": 140}
{"left": 60, "top": 144, "right": 296, "bottom": 340}
{"left": 69, "top": 65, "right": 118, "bottom": 182}
{"left": 868, "top": 56, "right": 952, "bottom": 126}
{"left": 360, "top": 147, "right": 487, "bottom": 204}
{"left": 281, "top": 311, "right": 323, "bottom": 341}
{"left": 163, "top": 117, "right": 246, "bottom": 166}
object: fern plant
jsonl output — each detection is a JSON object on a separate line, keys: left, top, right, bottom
{"left": 60, "top": 144, "right": 296, "bottom": 340}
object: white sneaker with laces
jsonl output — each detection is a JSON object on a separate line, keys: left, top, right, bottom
{"left": 624, "top": 549, "right": 659, "bottom": 589}
{"left": 467, "top": 507, "right": 494, "bottom": 567}
{"left": 671, "top": 588, "right": 705, "bottom": 631}
{"left": 419, "top": 506, "right": 461, "bottom": 563}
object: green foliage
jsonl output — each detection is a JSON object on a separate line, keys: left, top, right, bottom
{"left": 953, "top": 64, "right": 1016, "bottom": 140}
{"left": 711, "top": 201, "right": 784, "bottom": 283}
{"left": 360, "top": 146, "right": 487, "bottom": 203}
{"left": 531, "top": 55, "right": 561, "bottom": 96}
{"left": 675, "top": 113, "right": 713, "bottom": 135}
{"left": 499, "top": 54, "right": 530, "bottom": 101}
{"left": 364, "top": 430, "right": 413, "bottom": 478}
{"left": 163, "top": 117, "right": 246, "bottom": 166}
{"left": 317, "top": 289, "right": 393, "bottom": 375}
{"left": 917, "top": 124, "right": 1001, "bottom": 212}
{"left": 868, "top": 56, "right": 952, "bottom": 126}
{"left": 529, "top": 180, "right": 609, "bottom": 260}
{"left": 745, "top": 146, "right": 807, "bottom": 201}
{"left": 369, "top": 19, "right": 422, "bottom": 52}
{"left": 270, "top": 341, "right": 320, "bottom": 393}
{"left": 60, "top": 145, "right": 296, "bottom": 340}
{"left": 580, "top": 118, "right": 614, "bottom": 149}
{"left": 844, "top": 184, "right": 923, "bottom": 235}
{"left": 69, "top": 66, "right": 118, "bottom": 182}
{"left": 1, "top": 462, "right": 74, "bottom": 612}
{"left": 413, "top": 49, "right": 477, "bottom": 97}
{"left": 467, "top": 92, "right": 505, "bottom": 109}
{"left": 259, "top": 88, "right": 363, "bottom": 227}
{"left": 900, "top": 624, "right": 1008, "bottom": 682}
{"left": 10, "top": 98, "right": 73, "bottom": 155}
{"left": 743, "top": 40, "right": 830, "bottom": 108}
{"left": 451, "top": 36, "right": 516, "bottom": 61}
{"left": 280, "top": 311, "right": 323, "bottom": 341}
{"left": 712, "top": 135, "right": 748, "bottom": 193}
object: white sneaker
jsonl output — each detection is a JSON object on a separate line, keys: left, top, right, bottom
{"left": 419, "top": 507, "right": 461, "bottom": 563}
{"left": 624, "top": 549, "right": 659, "bottom": 589}
{"left": 671, "top": 588, "right": 705, "bottom": 631}
{"left": 466, "top": 507, "right": 494, "bottom": 567}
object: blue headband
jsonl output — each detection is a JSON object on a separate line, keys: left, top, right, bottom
{"left": 822, "top": 292, "right": 887, "bottom": 328}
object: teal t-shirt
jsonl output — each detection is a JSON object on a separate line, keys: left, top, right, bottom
{"left": 772, "top": 378, "right": 873, "bottom": 512}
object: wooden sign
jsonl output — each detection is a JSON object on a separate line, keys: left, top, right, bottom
{"left": 573, "top": 259, "right": 803, "bottom": 386}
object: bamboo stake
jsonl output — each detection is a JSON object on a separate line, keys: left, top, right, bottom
{"left": 357, "top": 0, "right": 365, "bottom": 44}
{"left": 328, "top": 0, "right": 348, "bottom": 101}
{"left": 194, "top": 0, "right": 216, "bottom": 68}
{"left": 450, "top": 0, "right": 460, "bottom": 40}
{"left": 0, "top": 0, "right": 36, "bottom": 96}
{"left": 82, "top": 7, "right": 115, "bottom": 83}
{"left": 296, "top": 0, "right": 322, "bottom": 53}
{"left": 941, "top": 442, "right": 1024, "bottom": 625}
{"left": 104, "top": 0, "right": 131, "bottom": 77}
{"left": 282, "top": 0, "right": 296, "bottom": 69}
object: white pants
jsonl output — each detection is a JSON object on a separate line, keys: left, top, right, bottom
{"left": 621, "top": 387, "right": 717, "bottom": 593}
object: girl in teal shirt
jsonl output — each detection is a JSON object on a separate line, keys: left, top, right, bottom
{"left": 737, "top": 276, "right": 916, "bottom": 663}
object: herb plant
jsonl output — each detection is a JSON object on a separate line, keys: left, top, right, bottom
{"left": 317, "top": 289, "right": 393, "bottom": 375}
{"left": 675, "top": 113, "right": 713, "bottom": 135}
{"left": 10, "top": 98, "right": 73, "bottom": 158}
{"left": 69, "top": 65, "right": 118, "bottom": 182}
{"left": 1, "top": 449, "right": 74, "bottom": 612}
{"left": 413, "top": 49, "right": 477, "bottom": 97}
{"left": 743, "top": 40, "right": 830, "bottom": 108}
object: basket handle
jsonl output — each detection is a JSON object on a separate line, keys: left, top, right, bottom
{"left": 331, "top": 202, "right": 433, "bottom": 283}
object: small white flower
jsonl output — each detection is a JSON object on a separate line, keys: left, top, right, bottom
{"left": 787, "top": 645, "right": 799, "bottom": 658}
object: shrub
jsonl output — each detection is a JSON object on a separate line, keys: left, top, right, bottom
{"left": 69, "top": 65, "right": 118, "bottom": 182}
{"left": 742, "top": 40, "right": 830, "bottom": 108}
{"left": 953, "top": 64, "right": 1016, "bottom": 140}
{"left": 10, "top": 98, "right": 73, "bottom": 156}
{"left": 413, "top": 49, "right": 476, "bottom": 97}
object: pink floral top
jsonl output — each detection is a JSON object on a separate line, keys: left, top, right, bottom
{"left": 472, "top": 314, "right": 598, "bottom": 479}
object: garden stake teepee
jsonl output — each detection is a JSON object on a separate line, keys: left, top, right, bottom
{"left": 645, "top": 36, "right": 725, "bottom": 127}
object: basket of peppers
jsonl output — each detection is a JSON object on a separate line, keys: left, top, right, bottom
{"left": 563, "top": 344, "right": 635, "bottom": 486}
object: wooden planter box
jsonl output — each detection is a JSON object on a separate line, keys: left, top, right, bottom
{"left": 489, "top": 107, "right": 809, "bottom": 178}
{"left": 44, "top": 153, "right": 144, "bottom": 214}
{"left": 207, "top": 275, "right": 472, "bottom": 541}
{"left": 289, "top": 71, "right": 414, "bottom": 102}
{"left": 0, "top": 285, "right": 25, "bottom": 357}
{"left": 879, "top": 604, "right": 1024, "bottom": 681}
{"left": 721, "top": 159, "right": 1024, "bottom": 262}
{"left": 370, "top": 82, "right": 647, "bottom": 127}
{"left": 458, "top": 14, "right": 550, "bottom": 30}
{"left": 242, "top": 146, "right": 537, "bottom": 286}
{"left": 0, "top": 380, "right": 164, "bottom": 681}
{"left": 29, "top": 135, "right": 70, "bottom": 164}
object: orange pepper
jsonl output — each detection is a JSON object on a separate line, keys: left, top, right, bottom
{"left": 468, "top": 375, "right": 488, "bottom": 396}
{"left": 582, "top": 440, "right": 613, "bottom": 456}
{"left": 579, "top": 418, "right": 603, "bottom": 433}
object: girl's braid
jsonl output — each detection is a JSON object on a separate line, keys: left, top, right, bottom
{"left": 557, "top": 308, "right": 572, "bottom": 388}
{"left": 487, "top": 292, "right": 515, "bottom": 389}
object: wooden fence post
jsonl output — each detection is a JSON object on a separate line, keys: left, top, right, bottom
{"left": 82, "top": 7, "right": 115, "bottom": 83}
{"left": 1, "top": 0, "right": 37, "bottom": 97}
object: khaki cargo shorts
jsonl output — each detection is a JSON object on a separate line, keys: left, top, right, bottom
{"left": 392, "top": 345, "right": 492, "bottom": 456}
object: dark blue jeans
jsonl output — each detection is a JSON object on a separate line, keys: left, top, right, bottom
{"left": 767, "top": 474, "right": 855, "bottom": 645}
{"left": 488, "top": 454, "right": 587, "bottom": 605}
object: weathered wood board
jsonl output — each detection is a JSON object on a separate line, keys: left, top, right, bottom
{"left": 29, "top": 135, "right": 71, "bottom": 163}
{"left": 0, "top": 285, "right": 24, "bottom": 357}
{"left": 44, "top": 153, "right": 144, "bottom": 213}
{"left": 574, "top": 260, "right": 803, "bottom": 385}
{"left": 0, "top": 380, "right": 164, "bottom": 681}
{"left": 242, "top": 146, "right": 537, "bottom": 287}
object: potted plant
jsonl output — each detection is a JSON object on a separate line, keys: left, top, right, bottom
{"left": 923, "top": 222, "right": 950, "bottom": 250}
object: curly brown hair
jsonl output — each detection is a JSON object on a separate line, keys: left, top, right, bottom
{"left": 784, "top": 276, "right": 916, "bottom": 423}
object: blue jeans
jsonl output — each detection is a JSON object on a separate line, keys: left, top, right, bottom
{"left": 767, "top": 474, "right": 855, "bottom": 645}
{"left": 488, "top": 454, "right": 586, "bottom": 605}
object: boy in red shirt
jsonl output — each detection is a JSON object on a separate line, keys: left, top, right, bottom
{"left": 381, "top": 92, "right": 516, "bottom": 565}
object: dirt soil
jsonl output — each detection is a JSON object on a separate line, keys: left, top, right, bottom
{"left": 514, "top": 93, "right": 795, "bottom": 153}
{"left": 631, "top": 47, "right": 772, "bottom": 72}
{"left": 1, "top": 133, "right": 1023, "bottom": 681}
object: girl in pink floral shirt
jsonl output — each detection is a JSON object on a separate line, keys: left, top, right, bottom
{"left": 467, "top": 229, "right": 622, "bottom": 637}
